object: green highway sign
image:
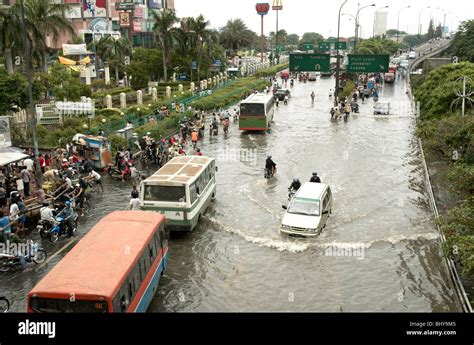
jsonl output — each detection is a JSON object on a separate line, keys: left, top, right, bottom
{"left": 289, "top": 53, "right": 331, "bottom": 72}
{"left": 336, "top": 42, "right": 347, "bottom": 50}
{"left": 326, "top": 38, "right": 337, "bottom": 43}
{"left": 301, "top": 42, "right": 314, "bottom": 51}
{"left": 347, "top": 54, "right": 389, "bottom": 73}
{"left": 318, "top": 42, "right": 331, "bottom": 50}
{"left": 115, "top": 2, "right": 135, "bottom": 10}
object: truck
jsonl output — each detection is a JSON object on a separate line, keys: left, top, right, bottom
{"left": 384, "top": 72, "right": 395, "bottom": 83}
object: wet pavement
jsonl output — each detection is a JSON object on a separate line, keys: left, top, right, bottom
{"left": 1, "top": 75, "right": 462, "bottom": 312}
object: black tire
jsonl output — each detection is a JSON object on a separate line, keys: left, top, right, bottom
{"left": 39, "top": 228, "right": 48, "bottom": 240}
{"left": 0, "top": 262, "right": 12, "bottom": 273}
{"left": 49, "top": 231, "right": 59, "bottom": 243}
{"left": 82, "top": 201, "right": 91, "bottom": 213}
{"left": 33, "top": 249, "right": 47, "bottom": 264}
{"left": 0, "top": 297, "right": 10, "bottom": 313}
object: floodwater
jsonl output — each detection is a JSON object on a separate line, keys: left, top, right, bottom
{"left": 1, "top": 75, "right": 462, "bottom": 312}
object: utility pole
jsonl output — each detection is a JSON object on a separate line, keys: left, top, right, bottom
{"left": 335, "top": 0, "right": 348, "bottom": 106}
{"left": 19, "top": 0, "right": 42, "bottom": 185}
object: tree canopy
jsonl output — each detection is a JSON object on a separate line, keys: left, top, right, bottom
{"left": 451, "top": 20, "right": 474, "bottom": 63}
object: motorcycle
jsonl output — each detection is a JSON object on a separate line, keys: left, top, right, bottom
{"left": 288, "top": 188, "right": 296, "bottom": 201}
{"left": 264, "top": 167, "right": 276, "bottom": 179}
{"left": 38, "top": 214, "right": 78, "bottom": 243}
{"left": 0, "top": 240, "right": 47, "bottom": 272}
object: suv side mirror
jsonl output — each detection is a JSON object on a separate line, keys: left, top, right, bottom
{"left": 322, "top": 210, "right": 329, "bottom": 215}
{"left": 282, "top": 205, "right": 288, "bottom": 210}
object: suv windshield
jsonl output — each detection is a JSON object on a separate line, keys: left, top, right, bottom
{"left": 287, "top": 198, "right": 320, "bottom": 216}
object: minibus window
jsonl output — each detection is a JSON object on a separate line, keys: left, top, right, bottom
{"left": 144, "top": 185, "right": 186, "bottom": 202}
{"left": 29, "top": 298, "right": 108, "bottom": 313}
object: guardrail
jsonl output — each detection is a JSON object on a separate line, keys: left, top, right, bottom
{"left": 405, "top": 41, "right": 473, "bottom": 312}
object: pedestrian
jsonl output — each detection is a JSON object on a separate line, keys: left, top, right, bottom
{"left": 38, "top": 154, "right": 45, "bottom": 174}
{"left": 20, "top": 166, "right": 30, "bottom": 197}
{"left": 23, "top": 156, "right": 34, "bottom": 173}
{"left": 0, "top": 210, "right": 11, "bottom": 243}
{"left": 129, "top": 191, "right": 140, "bottom": 210}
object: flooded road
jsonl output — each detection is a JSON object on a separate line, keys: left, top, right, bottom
{"left": 2, "top": 75, "right": 462, "bottom": 312}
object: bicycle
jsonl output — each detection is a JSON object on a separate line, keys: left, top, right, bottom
{"left": 0, "top": 296, "right": 10, "bottom": 312}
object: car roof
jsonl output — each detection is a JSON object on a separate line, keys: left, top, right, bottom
{"left": 295, "top": 182, "right": 329, "bottom": 200}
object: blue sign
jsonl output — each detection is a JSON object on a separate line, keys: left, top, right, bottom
{"left": 148, "top": 0, "right": 163, "bottom": 9}
{"left": 191, "top": 61, "right": 197, "bottom": 70}
{"left": 213, "top": 59, "right": 221, "bottom": 65}
{"left": 178, "top": 74, "right": 187, "bottom": 80}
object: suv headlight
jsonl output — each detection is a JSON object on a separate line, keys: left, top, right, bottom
{"left": 281, "top": 224, "right": 290, "bottom": 230}
{"left": 307, "top": 228, "right": 316, "bottom": 232}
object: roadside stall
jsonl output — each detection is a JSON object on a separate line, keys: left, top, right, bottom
{"left": 72, "top": 134, "right": 112, "bottom": 170}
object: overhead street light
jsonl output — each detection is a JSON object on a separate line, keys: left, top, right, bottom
{"left": 418, "top": 6, "right": 430, "bottom": 37}
{"left": 373, "top": 6, "right": 389, "bottom": 38}
{"left": 335, "top": 0, "right": 348, "bottom": 106}
{"left": 397, "top": 6, "right": 411, "bottom": 42}
{"left": 354, "top": 3, "right": 375, "bottom": 49}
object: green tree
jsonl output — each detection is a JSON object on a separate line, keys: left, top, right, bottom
{"left": 286, "top": 34, "right": 300, "bottom": 46}
{"left": 95, "top": 36, "right": 131, "bottom": 83}
{"left": 300, "top": 32, "right": 324, "bottom": 44}
{"left": 435, "top": 23, "right": 443, "bottom": 38}
{"left": 427, "top": 19, "right": 435, "bottom": 39}
{"left": 130, "top": 48, "right": 163, "bottom": 82}
{"left": 48, "top": 63, "right": 91, "bottom": 101}
{"left": 25, "top": 0, "right": 75, "bottom": 71}
{"left": 151, "top": 8, "right": 180, "bottom": 82}
{"left": 0, "top": 4, "right": 24, "bottom": 74}
{"left": 219, "top": 18, "right": 255, "bottom": 50}
{"left": 386, "top": 29, "right": 407, "bottom": 37}
{"left": 451, "top": 20, "right": 474, "bottom": 62}
{"left": 186, "top": 14, "right": 212, "bottom": 80}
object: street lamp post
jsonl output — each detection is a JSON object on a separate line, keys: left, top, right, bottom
{"left": 418, "top": 6, "right": 430, "bottom": 37}
{"left": 397, "top": 6, "right": 411, "bottom": 42}
{"left": 19, "top": 0, "right": 42, "bottom": 184}
{"left": 335, "top": 0, "right": 348, "bottom": 106}
{"left": 354, "top": 4, "right": 375, "bottom": 49}
{"left": 373, "top": 6, "right": 389, "bottom": 38}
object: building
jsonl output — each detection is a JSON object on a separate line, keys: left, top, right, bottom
{"left": 374, "top": 11, "right": 388, "bottom": 37}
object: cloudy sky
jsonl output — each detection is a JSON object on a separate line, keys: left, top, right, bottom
{"left": 175, "top": 0, "right": 471, "bottom": 38}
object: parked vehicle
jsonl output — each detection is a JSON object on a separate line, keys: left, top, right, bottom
{"left": 308, "top": 72, "right": 317, "bottom": 81}
{"left": 281, "top": 182, "right": 333, "bottom": 237}
{"left": 374, "top": 101, "right": 391, "bottom": 115}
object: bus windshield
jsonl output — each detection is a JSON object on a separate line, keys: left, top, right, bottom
{"left": 144, "top": 185, "right": 186, "bottom": 202}
{"left": 240, "top": 103, "right": 265, "bottom": 116}
{"left": 29, "top": 298, "right": 108, "bottom": 313}
{"left": 288, "top": 198, "right": 320, "bottom": 216}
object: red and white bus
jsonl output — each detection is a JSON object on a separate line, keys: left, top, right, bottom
{"left": 27, "top": 211, "right": 169, "bottom": 313}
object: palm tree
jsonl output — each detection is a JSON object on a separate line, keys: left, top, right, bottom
{"left": 25, "top": 0, "right": 75, "bottom": 72}
{"left": 151, "top": 8, "right": 180, "bottom": 82}
{"left": 95, "top": 36, "right": 131, "bottom": 83}
{"left": 186, "top": 15, "right": 211, "bottom": 80}
{"left": 219, "top": 18, "right": 255, "bottom": 50}
{"left": 0, "top": 4, "right": 23, "bottom": 74}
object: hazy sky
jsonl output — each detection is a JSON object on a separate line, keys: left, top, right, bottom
{"left": 175, "top": 0, "right": 471, "bottom": 38}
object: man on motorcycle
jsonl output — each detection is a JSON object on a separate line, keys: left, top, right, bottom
{"left": 57, "top": 201, "right": 75, "bottom": 238}
{"left": 288, "top": 178, "right": 301, "bottom": 199}
{"left": 265, "top": 155, "right": 277, "bottom": 176}
{"left": 211, "top": 118, "right": 219, "bottom": 135}
{"left": 40, "top": 202, "right": 55, "bottom": 227}
{"left": 310, "top": 172, "right": 321, "bottom": 183}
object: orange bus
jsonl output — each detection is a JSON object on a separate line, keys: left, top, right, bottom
{"left": 27, "top": 211, "right": 169, "bottom": 312}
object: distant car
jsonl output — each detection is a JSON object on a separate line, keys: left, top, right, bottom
{"left": 274, "top": 89, "right": 291, "bottom": 101}
{"left": 408, "top": 51, "right": 417, "bottom": 59}
{"left": 400, "top": 60, "right": 409, "bottom": 68}
{"left": 374, "top": 101, "right": 391, "bottom": 115}
{"left": 308, "top": 72, "right": 317, "bottom": 81}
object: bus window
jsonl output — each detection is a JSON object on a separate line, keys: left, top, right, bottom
{"left": 240, "top": 103, "right": 264, "bottom": 116}
{"left": 29, "top": 298, "right": 108, "bottom": 313}
{"left": 189, "top": 183, "right": 198, "bottom": 204}
{"left": 144, "top": 185, "right": 186, "bottom": 202}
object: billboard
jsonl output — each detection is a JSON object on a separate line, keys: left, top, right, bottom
{"left": 82, "top": 0, "right": 107, "bottom": 18}
{"left": 148, "top": 0, "right": 163, "bottom": 9}
{"left": 133, "top": 18, "right": 142, "bottom": 32}
{"left": 63, "top": 43, "right": 88, "bottom": 56}
{"left": 0, "top": 117, "right": 12, "bottom": 148}
{"left": 119, "top": 12, "right": 131, "bottom": 27}
{"left": 65, "top": 4, "right": 82, "bottom": 19}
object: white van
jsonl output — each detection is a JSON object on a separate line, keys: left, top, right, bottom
{"left": 281, "top": 182, "right": 333, "bottom": 237}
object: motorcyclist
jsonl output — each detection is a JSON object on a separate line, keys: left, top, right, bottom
{"left": 211, "top": 117, "right": 219, "bottom": 135}
{"left": 288, "top": 178, "right": 301, "bottom": 199}
{"left": 265, "top": 155, "right": 277, "bottom": 176}
{"left": 40, "top": 202, "right": 56, "bottom": 227}
{"left": 57, "top": 201, "right": 75, "bottom": 238}
{"left": 309, "top": 172, "right": 321, "bottom": 183}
